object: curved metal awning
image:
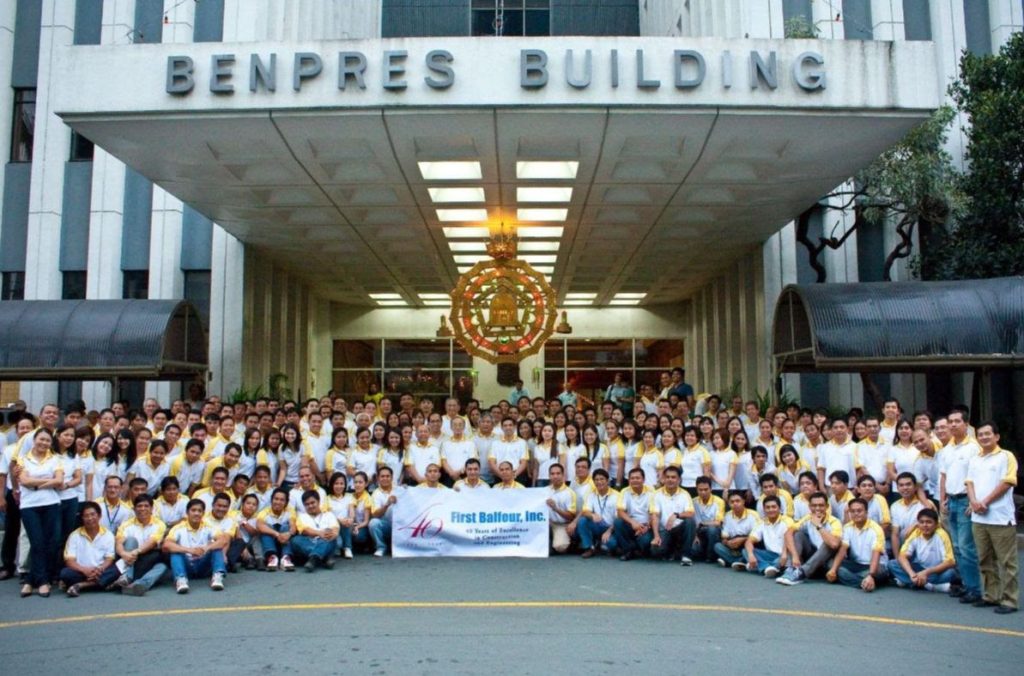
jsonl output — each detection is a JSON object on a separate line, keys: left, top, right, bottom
{"left": 772, "top": 277, "right": 1024, "bottom": 373}
{"left": 0, "top": 300, "right": 208, "bottom": 380}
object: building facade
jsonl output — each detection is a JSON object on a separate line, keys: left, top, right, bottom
{"left": 1, "top": 0, "right": 1021, "bottom": 412}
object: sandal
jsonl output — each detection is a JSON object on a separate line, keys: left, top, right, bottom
{"left": 38, "top": 584, "right": 51, "bottom": 597}
{"left": 66, "top": 583, "right": 81, "bottom": 598}
{"left": 20, "top": 583, "right": 33, "bottom": 598}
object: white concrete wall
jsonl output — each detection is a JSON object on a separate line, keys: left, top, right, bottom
{"left": 0, "top": 1, "right": 15, "bottom": 217}
{"left": 223, "top": 0, "right": 381, "bottom": 42}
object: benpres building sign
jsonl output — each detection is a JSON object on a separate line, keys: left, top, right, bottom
{"left": 166, "top": 46, "right": 826, "bottom": 96}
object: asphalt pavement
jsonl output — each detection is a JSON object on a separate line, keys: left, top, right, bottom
{"left": 0, "top": 554, "right": 1022, "bottom": 675}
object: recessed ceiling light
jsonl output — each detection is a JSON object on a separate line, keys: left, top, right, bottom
{"left": 422, "top": 300, "right": 451, "bottom": 306}
{"left": 418, "top": 161, "right": 482, "bottom": 180}
{"left": 457, "top": 265, "right": 473, "bottom": 274}
{"left": 521, "top": 255, "right": 557, "bottom": 264}
{"left": 517, "top": 187, "right": 573, "bottom": 203}
{"left": 368, "top": 293, "right": 402, "bottom": 300}
{"left": 518, "top": 227, "right": 564, "bottom": 238}
{"left": 418, "top": 293, "right": 450, "bottom": 300}
{"left": 566, "top": 293, "right": 597, "bottom": 299}
{"left": 518, "top": 208, "right": 568, "bottom": 222}
{"left": 437, "top": 208, "right": 488, "bottom": 222}
{"left": 447, "top": 241, "right": 487, "bottom": 252}
{"left": 516, "top": 161, "right": 579, "bottom": 179}
{"left": 609, "top": 299, "right": 641, "bottom": 305}
{"left": 563, "top": 300, "right": 593, "bottom": 306}
{"left": 452, "top": 254, "right": 487, "bottom": 264}
{"left": 428, "top": 187, "right": 485, "bottom": 203}
{"left": 518, "top": 241, "right": 560, "bottom": 252}
{"left": 376, "top": 300, "right": 408, "bottom": 306}
{"left": 533, "top": 265, "right": 554, "bottom": 274}
{"left": 613, "top": 293, "right": 647, "bottom": 299}
{"left": 443, "top": 227, "right": 490, "bottom": 238}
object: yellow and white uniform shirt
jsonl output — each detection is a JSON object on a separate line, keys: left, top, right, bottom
{"left": 721, "top": 509, "right": 761, "bottom": 539}
{"left": 841, "top": 518, "right": 887, "bottom": 565}
{"left": 204, "top": 511, "right": 239, "bottom": 539}
{"left": 296, "top": 510, "right": 340, "bottom": 536}
{"left": 155, "top": 496, "right": 188, "bottom": 526}
{"left": 938, "top": 436, "right": 981, "bottom": 497}
{"left": 794, "top": 513, "right": 843, "bottom": 549}
{"left": 650, "top": 487, "right": 695, "bottom": 530}
{"left": 679, "top": 445, "right": 710, "bottom": 488}
{"left": 778, "top": 460, "right": 812, "bottom": 495}
{"left": 98, "top": 498, "right": 132, "bottom": 532}
{"left": 347, "top": 445, "right": 380, "bottom": 485}
{"left": 288, "top": 485, "right": 328, "bottom": 515}
{"left": 616, "top": 485, "right": 655, "bottom": 523}
{"left": 694, "top": 494, "right": 726, "bottom": 526}
{"left": 256, "top": 505, "right": 297, "bottom": 531}
{"left": 865, "top": 494, "right": 892, "bottom": 531}
{"left": 899, "top": 527, "right": 955, "bottom": 568}
{"left": 965, "top": 447, "right": 1018, "bottom": 526}
{"left": 371, "top": 485, "right": 405, "bottom": 519}
{"left": 749, "top": 515, "right": 795, "bottom": 554}
{"left": 323, "top": 446, "right": 350, "bottom": 479}
{"left": 829, "top": 489, "right": 855, "bottom": 522}
{"left": 301, "top": 433, "right": 331, "bottom": 474}
{"left": 452, "top": 478, "right": 490, "bottom": 492}
{"left": 531, "top": 442, "right": 560, "bottom": 482}
{"left": 637, "top": 447, "right": 665, "bottom": 487}
{"left": 820, "top": 440, "right": 860, "bottom": 485}
{"left": 200, "top": 456, "right": 241, "bottom": 488}
{"left": 792, "top": 494, "right": 812, "bottom": 520}
{"left": 546, "top": 484, "right": 577, "bottom": 524}
{"left": 278, "top": 446, "right": 305, "bottom": 485}
{"left": 582, "top": 488, "right": 619, "bottom": 525}
{"left": 488, "top": 437, "right": 528, "bottom": 473}
{"left": 116, "top": 516, "right": 168, "bottom": 547}
{"left": 128, "top": 456, "right": 170, "bottom": 496}
{"left": 169, "top": 454, "right": 205, "bottom": 492}
{"left": 166, "top": 519, "right": 223, "bottom": 551}
{"left": 406, "top": 441, "right": 443, "bottom": 478}
{"left": 890, "top": 497, "right": 925, "bottom": 546}
{"left": 254, "top": 448, "right": 279, "bottom": 483}
{"left": 570, "top": 476, "right": 595, "bottom": 507}
{"left": 887, "top": 443, "right": 922, "bottom": 491}
{"left": 756, "top": 489, "right": 794, "bottom": 519}
{"left": 606, "top": 437, "right": 628, "bottom": 484}
{"left": 376, "top": 448, "right": 403, "bottom": 481}
{"left": 856, "top": 438, "right": 890, "bottom": 486}
{"left": 17, "top": 451, "right": 65, "bottom": 509}
{"left": 64, "top": 526, "right": 115, "bottom": 567}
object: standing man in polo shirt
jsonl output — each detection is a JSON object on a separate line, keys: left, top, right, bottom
{"left": 965, "top": 422, "right": 1019, "bottom": 614}
{"left": 939, "top": 410, "right": 983, "bottom": 604}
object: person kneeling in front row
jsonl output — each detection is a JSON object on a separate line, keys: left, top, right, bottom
{"left": 887, "top": 508, "right": 958, "bottom": 592}
{"left": 162, "top": 498, "right": 227, "bottom": 593}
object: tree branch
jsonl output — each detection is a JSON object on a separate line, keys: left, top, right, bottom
{"left": 883, "top": 216, "right": 917, "bottom": 281}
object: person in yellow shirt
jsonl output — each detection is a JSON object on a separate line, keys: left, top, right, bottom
{"left": 693, "top": 477, "right": 726, "bottom": 563}
{"left": 887, "top": 508, "right": 957, "bottom": 592}
{"left": 743, "top": 495, "right": 794, "bottom": 577}
{"left": 493, "top": 461, "right": 525, "bottom": 490}
{"left": 613, "top": 468, "right": 656, "bottom": 560}
{"left": 827, "top": 498, "right": 889, "bottom": 592}
{"left": 112, "top": 494, "right": 168, "bottom": 596}
{"left": 855, "top": 475, "right": 891, "bottom": 542}
{"left": 650, "top": 466, "right": 697, "bottom": 564}
{"left": 59, "top": 501, "right": 118, "bottom": 596}
{"left": 256, "top": 488, "right": 297, "bottom": 571}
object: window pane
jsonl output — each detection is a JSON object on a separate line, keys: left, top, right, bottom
{"left": 452, "top": 342, "right": 472, "bottom": 368}
{"left": 331, "top": 370, "right": 380, "bottom": 403}
{"left": 634, "top": 339, "right": 684, "bottom": 369}
{"left": 471, "top": 9, "right": 497, "bottom": 35}
{"left": 524, "top": 9, "right": 550, "bottom": 36}
{"left": 543, "top": 340, "right": 566, "bottom": 369}
{"left": 11, "top": 89, "right": 36, "bottom": 162}
{"left": 385, "top": 339, "right": 450, "bottom": 368}
{"left": 566, "top": 339, "right": 632, "bottom": 368}
{"left": 183, "top": 270, "right": 211, "bottom": 330}
{"left": 453, "top": 370, "right": 475, "bottom": 407}
{"left": 500, "top": 9, "right": 524, "bottom": 36}
{"left": 70, "top": 131, "right": 94, "bottom": 161}
{"left": 122, "top": 270, "right": 149, "bottom": 299}
{"left": 384, "top": 369, "right": 452, "bottom": 399}
{"left": 1, "top": 271, "right": 25, "bottom": 300}
{"left": 62, "top": 271, "right": 87, "bottom": 300}
{"left": 333, "top": 340, "right": 381, "bottom": 369}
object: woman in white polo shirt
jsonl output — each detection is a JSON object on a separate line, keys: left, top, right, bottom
{"left": 16, "top": 428, "right": 66, "bottom": 597}
{"left": 53, "top": 424, "right": 84, "bottom": 548}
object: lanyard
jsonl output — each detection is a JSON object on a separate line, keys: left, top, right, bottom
{"left": 105, "top": 501, "right": 121, "bottom": 526}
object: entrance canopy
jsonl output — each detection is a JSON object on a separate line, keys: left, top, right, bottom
{"left": 772, "top": 278, "right": 1024, "bottom": 373}
{"left": 0, "top": 300, "right": 208, "bottom": 380}
{"left": 51, "top": 36, "right": 939, "bottom": 307}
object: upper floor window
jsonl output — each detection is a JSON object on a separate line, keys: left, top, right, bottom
{"left": 472, "top": 0, "right": 550, "bottom": 37}
{"left": 10, "top": 88, "right": 36, "bottom": 162}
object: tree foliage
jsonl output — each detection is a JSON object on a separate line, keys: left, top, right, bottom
{"left": 915, "top": 32, "right": 1024, "bottom": 280}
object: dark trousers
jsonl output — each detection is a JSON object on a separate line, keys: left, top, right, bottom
{"left": 1, "top": 488, "right": 21, "bottom": 574}
{"left": 21, "top": 503, "right": 62, "bottom": 587}
{"left": 59, "top": 497, "right": 79, "bottom": 548}
{"left": 59, "top": 565, "right": 120, "bottom": 589}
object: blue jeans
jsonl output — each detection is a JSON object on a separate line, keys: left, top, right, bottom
{"left": 59, "top": 564, "right": 120, "bottom": 589}
{"left": 745, "top": 547, "right": 781, "bottom": 573}
{"left": 947, "top": 495, "right": 980, "bottom": 594}
{"left": 260, "top": 523, "right": 293, "bottom": 558}
{"left": 837, "top": 559, "right": 889, "bottom": 588}
{"left": 291, "top": 535, "right": 334, "bottom": 563}
{"left": 20, "top": 503, "right": 62, "bottom": 586}
{"left": 713, "top": 542, "right": 745, "bottom": 565}
{"left": 886, "top": 559, "right": 958, "bottom": 588}
{"left": 613, "top": 518, "right": 654, "bottom": 557}
{"left": 121, "top": 536, "right": 168, "bottom": 590}
{"left": 170, "top": 550, "right": 226, "bottom": 580}
{"left": 696, "top": 525, "right": 722, "bottom": 562}
{"left": 577, "top": 516, "right": 618, "bottom": 553}
{"left": 651, "top": 517, "right": 698, "bottom": 561}
{"left": 369, "top": 517, "right": 391, "bottom": 553}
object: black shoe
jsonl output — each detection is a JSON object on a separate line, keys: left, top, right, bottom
{"left": 972, "top": 598, "right": 998, "bottom": 607}
{"left": 228, "top": 562, "right": 241, "bottom": 573}
{"left": 305, "top": 556, "right": 319, "bottom": 572}
{"left": 949, "top": 585, "right": 966, "bottom": 598}
{"left": 959, "top": 593, "right": 981, "bottom": 604}
{"left": 994, "top": 606, "right": 1018, "bottom": 615}
{"left": 619, "top": 551, "right": 636, "bottom": 561}
{"left": 323, "top": 556, "right": 335, "bottom": 570}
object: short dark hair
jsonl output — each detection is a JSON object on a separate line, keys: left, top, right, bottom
{"left": 918, "top": 508, "right": 939, "bottom": 522}
{"left": 593, "top": 468, "right": 609, "bottom": 480}
{"left": 896, "top": 472, "right": 917, "bottom": 485}
{"left": 80, "top": 500, "right": 101, "bottom": 516}
{"left": 695, "top": 475, "right": 712, "bottom": 487}
{"left": 762, "top": 495, "right": 781, "bottom": 508}
{"left": 301, "top": 489, "right": 321, "bottom": 504}
{"left": 133, "top": 494, "right": 154, "bottom": 507}
{"left": 828, "top": 470, "right": 850, "bottom": 484}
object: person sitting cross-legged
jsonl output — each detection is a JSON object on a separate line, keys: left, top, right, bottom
{"left": 162, "top": 498, "right": 227, "bottom": 594}
{"left": 713, "top": 492, "right": 760, "bottom": 570}
{"left": 743, "top": 495, "right": 794, "bottom": 578}
{"left": 887, "top": 508, "right": 958, "bottom": 593}
{"left": 60, "top": 501, "right": 119, "bottom": 597}
{"left": 292, "top": 490, "right": 339, "bottom": 572}
{"left": 825, "top": 497, "right": 889, "bottom": 592}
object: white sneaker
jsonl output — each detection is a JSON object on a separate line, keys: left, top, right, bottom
{"left": 113, "top": 572, "right": 132, "bottom": 589}
{"left": 210, "top": 572, "right": 225, "bottom": 591}
{"left": 373, "top": 549, "right": 385, "bottom": 558}
{"left": 927, "top": 582, "right": 951, "bottom": 593}
{"left": 175, "top": 578, "right": 190, "bottom": 594}
{"left": 280, "top": 555, "right": 294, "bottom": 571}
{"left": 731, "top": 561, "right": 746, "bottom": 571}
{"left": 679, "top": 556, "right": 693, "bottom": 567}
{"left": 343, "top": 548, "right": 353, "bottom": 560}
{"left": 265, "top": 554, "right": 278, "bottom": 571}
{"left": 764, "top": 566, "right": 780, "bottom": 578}
{"left": 717, "top": 558, "right": 728, "bottom": 567}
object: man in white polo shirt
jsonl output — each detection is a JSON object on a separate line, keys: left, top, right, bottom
{"left": 545, "top": 464, "right": 578, "bottom": 554}
{"left": 744, "top": 495, "right": 793, "bottom": 578}
{"left": 827, "top": 498, "right": 889, "bottom": 592}
{"left": 938, "top": 410, "right": 983, "bottom": 603}
{"left": 488, "top": 418, "right": 528, "bottom": 484}
{"left": 60, "top": 501, "right": 118, "bottom": 596}
{"left": 887, "top": 508, "right": 957, "bottom": 592}
{"left": 650, "top": 466, "right": 697, "bottom": 565}
{"left": 965, "top": 421, "right": 1018, "bottom": 614}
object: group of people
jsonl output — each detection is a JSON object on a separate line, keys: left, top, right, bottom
{"left": 0, "top": 379, "right": 1017, "bottom": 614}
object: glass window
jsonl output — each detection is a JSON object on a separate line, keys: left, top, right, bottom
{"left": 62, "top": 271, "right": 87, "bottom": 300}
{"left": 635, "top": 339, "right": 683, "bottom": 369}
{"left": 472, "top": 1, "right": 550, "bottom": 37}
{"left": 122, "top": 270, "right": 149, "bottom": 299}
{"left": 331, "top": 370, "right": 381, "bottom": 404}
{"left": 70, "top": 131, "right": 94, "bottom": 161}
{"left": 10, "top": 89, "right": 35, "bottom": 162}
{"left": 567, "top": 339, "right": 633, "bottom": 369}
{"left": 333, "top": 340, "right": 382, "bottom": 369}
{"left": 183, "top": 270, "right": 211, "bottom": 330}
{"left": 1, "top": 271, "right": 25, "bottom": 300}
{"left": 385, "top": 339, "right": 451, "bottom": 368}
{"left": 543, "top": 339, "right": 685, "bottom": 405}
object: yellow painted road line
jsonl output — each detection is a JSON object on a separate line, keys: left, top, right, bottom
{"left": 0, "top": 601, "right": 1021, "bottom": 638}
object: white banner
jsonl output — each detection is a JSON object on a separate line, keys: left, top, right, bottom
{"left": 392, "top": 487, "right": 550, "bottom": 558}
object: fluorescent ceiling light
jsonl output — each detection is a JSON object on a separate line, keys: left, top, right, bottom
{"left": 452, "top": 254, "right": 487, "bottom": 264}
{"left": 521, "top": 255, "right": 557, "bottom": 264}
{"left": 518, "top": 227, "right": 564, "bottom": 238}
{"left": 443, "top": 227, "right": 490, "bottom": 238}
{"left": 533, "top": 266, "right": 554, "bottom": 274}
{"left": 609, "top": 299, "right": 641, "bottom": 306}
{"left": 418, "top": 161, "right": 482, "bottom": 180}
{"left": 457, "top": 265, "right": 474, "bottom": 274}
{"left": 613, "top": 293, "right": 647, "bottom": 299}
{"left": 518, "top": 208, "right": 568, "bottom": 222}
{"left": 376, "top": 300, "right": 408, "bottom": 306}
{"left": 517, "top": 161, "right": 579, "bottom": 180}
{"left": 418, "top": 293, "right": 450, "bottom": 300}
{"left": 566, "top": 293, "right": 597, "bottom": 299}
{"left": 437, "top": 209, "right": 488, "bottom": 222}
{"left": 368, "top": 293, "right": 402, "bottom": 300}
{"left": 428, "top": 187, "right": 485, "bottom": 203}
{"left": 518, "top": 241, "right": 560, "bottom": 252}
{"left": 563, "top": 300, "right": 593, "bottom": 306}
{"left": 517, "top": 187, "right": 573, "bottom": 203}
{"left": 422, "top": 300, "right": 451, "bottom": 306}
{"left": 448, "top": 242, "right": 487, "bottom": 252}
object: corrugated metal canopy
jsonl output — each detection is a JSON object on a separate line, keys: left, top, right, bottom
{"left": 0, "top": 300, "right": 207, "bottom": 380}
{"left": 772, "top": 277, "right": 1024, "bottom": 372}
